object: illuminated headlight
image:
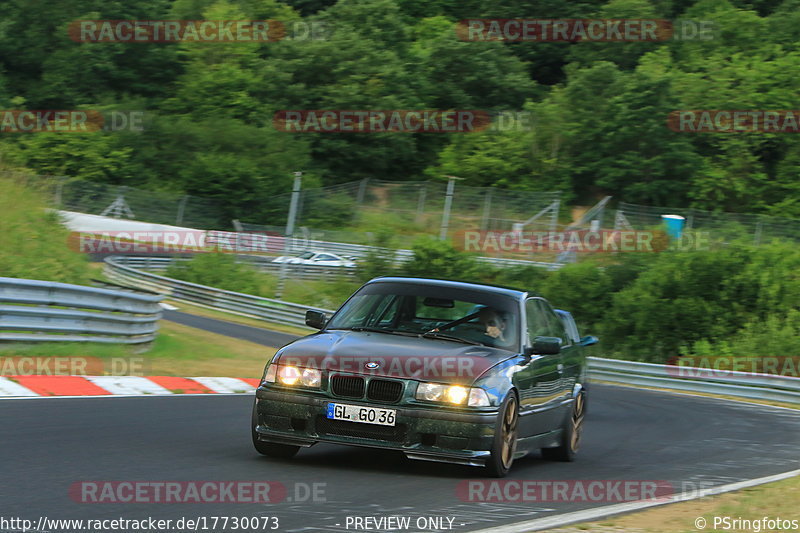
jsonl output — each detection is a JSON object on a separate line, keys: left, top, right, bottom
{"left": 263, "top": 364, "right": 322, "bottom": 389}
{"left": 415, "top": 383, "right": 490, "bottom": 407}
{"left": 278, "top": 365, "right": 301, "bottom": 385}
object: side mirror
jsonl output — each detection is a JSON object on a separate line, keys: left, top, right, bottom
{"left": 305, "top": 310, "right": 327, "bottom": 330}
{"left": 579, "top": 335, "right": 599, "bottom": 347}
{"left": 531, "top": 336, "right": 562, "bottom": 355}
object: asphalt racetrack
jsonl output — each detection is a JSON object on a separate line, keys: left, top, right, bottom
{"left": 2, "top": 314, "right": 799, "bottom": 532}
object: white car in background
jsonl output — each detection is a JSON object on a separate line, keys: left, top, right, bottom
{"left": 271, "top": 251, "right": 357, "bottom": 268}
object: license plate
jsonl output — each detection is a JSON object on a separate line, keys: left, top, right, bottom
{"left": 326, "top": 403, "right": 396, "bottom": 426}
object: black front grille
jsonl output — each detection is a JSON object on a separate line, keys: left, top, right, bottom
{"left": 331, "top": 375, "right": 365, "bottom": 398}
{"left": 367, "top": 379, "right": 403, "bottom": 402}
{"left": 316, "top": 416, "right": 406, "bottom": 442}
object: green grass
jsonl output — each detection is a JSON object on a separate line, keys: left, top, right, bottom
{"left": 163, "top": 253, "right": 361, "bottom": 309}
{"left": 0, "top": 321, "right": 275, "bottom": 378}
{"left": 0, "top": 171, "right": 91, "bottom": 284}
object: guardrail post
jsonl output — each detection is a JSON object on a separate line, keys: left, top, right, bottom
{"left": 416, "top": 182, "right": 427, "bottom": 225}
{"left": 480, "top": 189, "right": 492, "bottom": 230}
{"left": 439, "top": 175, "right": 461, "bottom": 240}
{"left": 277, "top": 172, "right": 303, "bottom": 299}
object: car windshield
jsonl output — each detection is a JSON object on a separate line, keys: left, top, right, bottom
{"left": 298, "top": 252, "right": 315, "bottom": 259}
{"left": 326, "top": 281, "right": 520, "bottom": 351}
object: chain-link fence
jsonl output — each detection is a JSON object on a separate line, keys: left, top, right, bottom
{"left": 255, "top": 178, "right": 562, "bottom": 244}
{"left": 8, "top": 169, "right": 798, "bottom": 248}
{"left": 15, "top": 172, "right": 562, "bottom": 241}
{"left": 610, "top": 202, "right": 800, "bottom": 244}
{"left": 55, "top": 179, "right": 229, "bottom": 229}
{"left": 0, "top": 170, "right": 232, "bottom": 230}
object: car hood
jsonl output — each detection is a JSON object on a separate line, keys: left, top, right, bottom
{"left": 275, "top": 330, "right": 517, "bottom": 385}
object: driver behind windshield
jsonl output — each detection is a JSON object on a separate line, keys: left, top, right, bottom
{"left": 476, "top": 306, "right": 507, "bottom": 342}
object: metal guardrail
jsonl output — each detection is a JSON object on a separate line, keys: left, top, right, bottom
{"left": 0, "top": 277, "right": 162, "bottom": 346}
{"left": 110, "top": 255, "right": 357, "bottom": 280}
{"left": 588, "top": 357, "right": 800, "bottom": 404}
{"left": 109, "top": 254, "right": 563, "bottom": 281}
{"left": 104, "top": 257, "right": 334, "bottom": 328}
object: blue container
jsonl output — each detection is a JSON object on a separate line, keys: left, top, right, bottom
{"left": 661, "top": 214, "right": 685, "bottom": 240}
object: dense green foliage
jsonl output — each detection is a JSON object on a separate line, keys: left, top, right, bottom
{"left": 0, "top": 174, "right": 90, "bottom": 284}
{"left": 165, "top": 252, "right": 360, "bottom": 308}
{"left": 165, "top": 252, "right": 269, "bottom": 294}
{"left": 2, "top": 0, "right": 800, "bottom": 218}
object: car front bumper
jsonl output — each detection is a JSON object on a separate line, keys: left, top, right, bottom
{"left": 254, "top": 388, "right": 500, "bottom": 466}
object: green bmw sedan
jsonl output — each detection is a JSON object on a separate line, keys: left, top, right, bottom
{"left": 252, "top": 277, "right": 597, "bottom": 477}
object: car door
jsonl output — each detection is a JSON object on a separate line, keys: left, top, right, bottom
{"left": 554, "top": 309, "right": 585, "bottom": 395}
{"left": 514, "top": 298, "right": 565, "bottom": 436}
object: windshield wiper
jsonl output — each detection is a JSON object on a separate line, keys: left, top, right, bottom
{"left": 419, "top": 331, "right": 483, "bottom": 346}
{"left": 346, "top": 326, "right": 419, "bottom": 337}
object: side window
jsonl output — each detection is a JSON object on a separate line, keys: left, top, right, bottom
{"left": 372, "top": 295, "right": 400, "bottom": 327}
{"left": 539, "top": 300, "right": 569, "bottom": 345}
{"left": 525, "top": 298, "right": 550, "bottom": 342}
{"left": 556, "top": 311, "right": 581, "bottom": 344}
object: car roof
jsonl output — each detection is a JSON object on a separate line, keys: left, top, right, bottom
{"left": 366, "top": 276, "right": 528, "bottom": 300}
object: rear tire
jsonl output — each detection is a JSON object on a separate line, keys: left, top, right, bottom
{"left": 541, "top": 391, "right": 585, "bottom": 462}
{"left": 484, "top": 393, "right": 519, "bottom": 478}
{"left": 251, "top": 402, "right": 300, "bottom": 459}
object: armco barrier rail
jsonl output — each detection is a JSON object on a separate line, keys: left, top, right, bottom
{"left": 588, "top": 357, "right": 800, "bottom": 403}
{"left": 0, "top": 277, "right": 162, "bottom": 345}
{"left": 108, "top": 255, "right": 358, "bottom": 281}
{"left": 104, "top": 257, "right": 335, "bottom": 328}
{"left": 108, "top": 255, "right": 560, "bottom": 282}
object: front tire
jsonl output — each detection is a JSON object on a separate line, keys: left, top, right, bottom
{"left": 484, "top": 393, "right": 519, "bottom": 477}
{"left": 251, "top": 402, "right": 300, "bottom": 459}
{"left": 541, "top": 391, "right": 585, "bottom": 462}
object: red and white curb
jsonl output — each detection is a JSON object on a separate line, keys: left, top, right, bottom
{"left": 0, "top": 375, "right": 259, "bottom": 398}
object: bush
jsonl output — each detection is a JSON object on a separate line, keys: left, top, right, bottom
{"left": 682, "top": 310, "right": 800, "bottom": 361}
{"left": 166, "top": 253, "right": 271, "bottom": 296}
{"left": 599, "top": 242, "right": 800, "bottom": 362}
{"left": 283, "top": 278, "right": 361, "bottom": 310}
{"left": 356, "top": 228, "right": 399, "bottom": 283}
{"left": 403, "top": 237, "right": 481, "bottom": 280}
{"left": 0, "top": 174, "right": 90, "bottom": 284}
